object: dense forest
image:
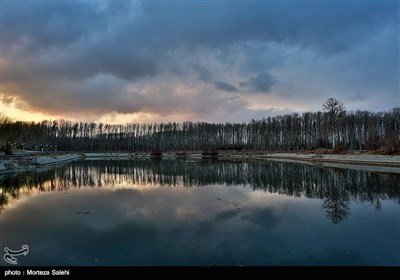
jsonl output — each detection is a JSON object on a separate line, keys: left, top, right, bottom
{"left": 1, "top": 99, "right": 399, "bottom": 153}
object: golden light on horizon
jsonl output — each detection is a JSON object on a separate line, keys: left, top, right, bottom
{"left": 0, "top": 100, "right": 55, "bottom": 122}
{"left": 0, "top": 98, "right": 199, "bottom": 124}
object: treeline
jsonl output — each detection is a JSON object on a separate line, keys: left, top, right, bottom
{"left": 1, "top": 160, "right": 399, "bottom": 223}
{"left": 1, "top": 106, "right": 399, "bottom": 152}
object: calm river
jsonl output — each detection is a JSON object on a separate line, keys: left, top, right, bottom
{"left": 1, "top": 159, "right": 399, "bottom": 266}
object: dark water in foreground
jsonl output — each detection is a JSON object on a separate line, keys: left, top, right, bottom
{"left": 1, "top": 159, "right": 399, "bottom": 266}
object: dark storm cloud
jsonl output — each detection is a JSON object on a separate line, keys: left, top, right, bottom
{"left": 1, "top": 1, "right": 398, "bottom": 119}
{"left": 193, "top": 65, "right": 213, "bottom": 82}
{"left": 2, "top": 1, "right": 158, "bottom": 82}
{"left": 214, "top": 81, "right": 239, "bottom": 93}
{"left": 240, "top": 73, "right": 277, "bottom": 94}
{"left": 137, "top": 1, "right": 396, "bottom": 53}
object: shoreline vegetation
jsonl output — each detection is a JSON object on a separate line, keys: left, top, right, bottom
{"left": 1, "top": 101, "right": 399, "bottom": 156}
{"left": 1, "top": 149, "right": 400, "bottom": 176}
{"left": 1, "top": 100, "right": 399, "bottom": 175}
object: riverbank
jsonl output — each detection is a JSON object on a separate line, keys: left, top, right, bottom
{"left": 1, "top": 150, "right": 400, "bottom": 175}
{"left": 221, "top": 151, "right": 400, "bottom": 166}
{"left": 0, "top": 153, "right": 81, "bottom": 175}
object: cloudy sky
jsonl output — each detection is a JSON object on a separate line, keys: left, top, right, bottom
{"left": 0, "top": 0, "right": 399, "bottom": 124}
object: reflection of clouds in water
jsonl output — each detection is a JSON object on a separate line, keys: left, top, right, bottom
{"left": 0, "top": 185, "right": 284, "bottom": 265}
{"left": 1, "top": 159, "right": 400, "bottom": 265}
{"left": 2, "top": 184, "right": 255, "bottom": 230}
{"left": 241, "top": 207, "right": 277, "bottom": 229}
{"left": 2, "top": 159, "right": 399, "bottom": 227}
{"left": 3, "top": 185, "right": 255, "bottom": 230}
{"left": 100, "top": 185, "right": 250, "bottom": 229}
{"left": 215, "top": 209, "right": 241, "bottom": 221}
{"left": 1, "top": 184, "right": 399, "bottom": 265}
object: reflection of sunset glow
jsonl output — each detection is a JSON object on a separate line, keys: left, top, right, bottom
{"left": 0, "top": 186, "right": 43, "bottom": 210}
{"left": 1, "top": 163, "right": 399, "bottom": 266}
{"left": 2, "top": 160, "right": 399, "bottom": 223}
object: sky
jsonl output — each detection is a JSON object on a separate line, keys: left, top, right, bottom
{"left": 0, "top": 0, "right": 399, "bottom": 124}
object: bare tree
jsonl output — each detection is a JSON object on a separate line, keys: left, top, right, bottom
{"left": 322, "top": 97, "right": 345, "bottom": 114}
{"left": 322, "top": 98, "right": 345, "bottom": 149}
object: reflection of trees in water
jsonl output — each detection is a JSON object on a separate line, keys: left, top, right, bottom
{"left": 0, "top": 160, "right": 399, "bottom": 224}
{"left": 323, "top": 193, "right": 350, "bottom": 224}
{"left": 322, "top": 171, "right": 350, "bottom": 224}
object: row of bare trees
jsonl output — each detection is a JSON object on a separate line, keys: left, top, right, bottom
{"left": 1, "top": 103, "right": 399, "bottom": 152}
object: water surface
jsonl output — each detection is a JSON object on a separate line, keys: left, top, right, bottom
{"left": 1, "top": 159, "right": 399, "bottom": 266}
